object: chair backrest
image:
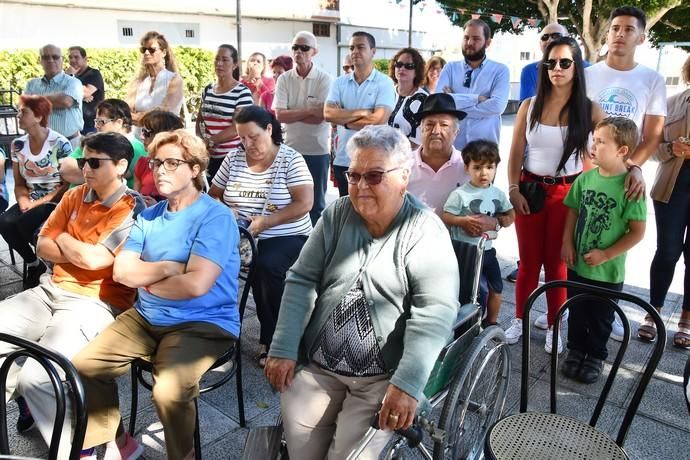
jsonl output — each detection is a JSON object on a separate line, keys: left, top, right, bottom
{"left": 0, "top": 333, "right": 87, "bottom": 460}
{"left": 519, "top": 280, "right": 666, "bottom": 447}
{"left": 451, "top": 238, "right": 484, "bottom": 307}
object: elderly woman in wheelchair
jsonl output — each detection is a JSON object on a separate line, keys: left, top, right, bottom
{"left": 264, "top": 125, "right": 461, "bottom": 459}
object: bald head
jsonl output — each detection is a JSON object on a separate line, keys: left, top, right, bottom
{"left": 540, "top": 23, "right": 569, "bottom": 53}
{"left": 39, "top": 44, "right": 63, "bottom": 78}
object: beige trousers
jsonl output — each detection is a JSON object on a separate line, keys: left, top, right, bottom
{"left": 281, "top": 364, "right": 393, "bottom": 460}
{"left": 72, "top": 308, "right": 235, "bottom": 460}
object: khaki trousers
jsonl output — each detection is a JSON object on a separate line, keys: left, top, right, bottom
{"left": 281, "top": 364, "right": 393, "bottom": 460}
{"left": 73, "top": 308, "right": 235, "bottom": 460}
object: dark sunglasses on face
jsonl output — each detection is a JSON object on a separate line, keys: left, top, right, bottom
{"left": 344, "top": 167, "right": 401, "bottom": 186}
{"left": 291, "top": 44, "right": 311, "bottom": 52}
{"left": 544, "top": 58, "right": 574, "bottom": 70}
{"left": 140, "top": 46, "right": 159, "bottom": 54}
{"left": 394, "top": 62, "right": 415, "bottom": 70}
{"left": 541, "top": 32, "right": 563, "bottom": 42}
{"left": 148, "top": 158, "right": 192, "bottom": 172}
{"left": 141, "top": 128, "right": 155, "bottom": 138}
{"left": 342, "top": 65, "right": 354, "bottom": 72}
{"left": 77, "top": 157, "right": 112, "bottom": 169}
{"left": 41, "top": 55, "right": 61, "bottom": 61}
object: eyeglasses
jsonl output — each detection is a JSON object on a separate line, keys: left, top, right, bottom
{"left": 344, "top": 167, "right": 401, "bottom": 186}
{"left": 148, "top": 158, "right": 192, "bottom": 172}
{"left": 94, "top": 118, "right": 113, "bottom": 127}
{"left": 342, "top": 65, "right": 354, "bottom": 72}
{"left": 40, "top": 55, "right": 61, "bottom": 61}
{"left": 540, "top": 32, "right": 563, "bottom": 42}
{"left": 77, "top": 157, "right": 113, "bottom": 170}
{"left": 543, "top": 58, "right": 574, "bottom": 70}
{"left": 141, "top": 128, "right": 155, "bottom": 138}
{"left": 394, "top": 62, "right": 415, "bottom": 70}
{"left": 463, "top": 69, "right": 473, "bottom": 88}
{"left": 291, "top": 44, "right": 312, "bottom": 52}
{"left": 140, "top": 46, "right": 160, "bottom": 54}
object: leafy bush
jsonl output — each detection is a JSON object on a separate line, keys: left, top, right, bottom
{"left": 373, "top": 58, "right": 390, "bottom": 74}
{"left": 0, "top": 47, "right": 216, "bottom": 114}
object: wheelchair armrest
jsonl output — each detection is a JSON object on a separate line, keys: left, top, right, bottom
{"left": 453, "top": 302, "right": 480, "bottom": 339}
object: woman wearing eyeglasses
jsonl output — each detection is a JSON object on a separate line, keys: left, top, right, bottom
{"left": 209, "top": 106, "right": 313, "bottom": 368}
{"left": 74, "top": 129, "right": 240, "bottom": 460}
{"left": 133, "top": 110, "right": 184, "bottom": 206}
{"left": 241, "top": 52, "right": 275, "bottom": 103}
{"left": 504, "top": 36, "right": 605, "bottom": 353}
{"left": 126, "top": 31, "right": 184, "bottom": 129}
{"left": 60, "top": 99, "right": 148, "bottom": 189}
{"left": 422, "top": 55, "right": 446, "bottom": 94}
{"left": 264, "top": 125, "right": 458, "bottom": 459}
{"left": 387, "top": 48, "right": 428, "bottom": 150}
{"left": 1, "top": 95, "right": 71, "bottom": 289}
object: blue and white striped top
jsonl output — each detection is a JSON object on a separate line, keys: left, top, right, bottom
{"left": 25, "top": 72, "right": 83, "bottom": 137}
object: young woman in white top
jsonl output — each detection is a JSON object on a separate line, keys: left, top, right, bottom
{"left": 127, "top": 31, "right": 184, "bottom": 127}
{"left": 505, "top": 37, "right": 605, "bottom": 354}
{"left": 209, "top": 106, "right": 313, "bottom": 367}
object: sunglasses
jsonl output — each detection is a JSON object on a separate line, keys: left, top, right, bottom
{"left": 40, "top": 54, "right": 61, "bottom": 61}
{"left": 463, "top": 69, "right": 473, "bottom": 88}
{"left": 148, "top": 158, "right": 192, "bottom": 172}
{"left": 344, "top": 167, "right": 401, "bottom": 186}
{"left": 141, "top": 128, "right": 155, "bottom": 138}
{"left": 540, "top": 32, "right": 563, "bottom": 42}
{"left": 291, "top": 44, "right": 312, "bottom": 52}
{"left": 94, "top": 118, "right": 113, "bottom": 127}
{"left": 394, "top": 62, "right": 416, "bottom": 70}
{"left": 342, "top": 65, "right": 354, "bottom": 72}
{"left": 140, "top": 46, "right": 160, "bottom": 54}
{"left": 544, "top": 58, "right": 574, "bottom": 70}
{"left": 77, "top": 157, "right": 112, "bottom": 169}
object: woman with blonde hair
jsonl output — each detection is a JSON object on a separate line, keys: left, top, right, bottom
{"left": 127, "top": 31, "right": 185, "bottom": 126}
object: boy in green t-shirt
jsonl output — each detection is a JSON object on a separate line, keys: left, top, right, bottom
{"left": 560, "top": 117, "right": 646, "bottom": 384}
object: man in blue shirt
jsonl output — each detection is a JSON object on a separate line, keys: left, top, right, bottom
{"left": 25, "top": 44, "right": 83, "bottom": 148}
{"left": 519, "top": 23, "right": 571, "bottom": 101}
{"left": 436, "top": 19, "right": 509, "bottom": 150}
{"left": 324, "top": 31, "right": 396, "bottom": 196}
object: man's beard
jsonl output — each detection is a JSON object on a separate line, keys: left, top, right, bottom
{"left": 462, "top": 46, "right": 486, "bottom": 62}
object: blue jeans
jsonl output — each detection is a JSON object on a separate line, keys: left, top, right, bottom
{"left": 303, "top": 154, "right": 330, "bottom": 225}
{"left": 650, "top": 160, "right": 690, "bottom": 312}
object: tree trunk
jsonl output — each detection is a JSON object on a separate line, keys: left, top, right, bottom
{"left": 645, "top": 0, "right": 682, "bottom": 30}
{"left": 542, "top": 0, "right": 559, "bottom": 24}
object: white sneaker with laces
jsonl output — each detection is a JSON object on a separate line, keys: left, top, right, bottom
{"left": 545, "top": 326, "right": 564, "bottom": 354}
{"left": 534, "top": 310, "right": 570, "bottom": 330}
{"left": 505, "top": 318, "right": 523, "bottom": 344}
{"left": 610, "top": 315, "right": 624, "bottom": 342}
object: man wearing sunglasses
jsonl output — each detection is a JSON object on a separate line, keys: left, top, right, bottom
{"left": 324, "top": 31, "right": 396, "bottom": 196}
{"left": 25, "top": 44, "right": 84, "bottom": 149}
{"left": 274, "top": 31, "right": 333, "bottom": 224}
{"left": 0, "top": 132, "right": 144, "bottom": 458}
{"left": 436, "top": 19, "right": 509, "bottom": 150}
{"left": 518, "top": 23, "right": 572, "bottom": 102}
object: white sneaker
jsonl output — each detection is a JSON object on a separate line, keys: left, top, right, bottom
{"left": 610, "top": 314, "right": 624, "bottom": 342}
{"left": 545, "top": 327, "right": 564, "bottom": 354}
{"left": 534, "top": 310, "right": 569, "bottom": 330}
{"left": 505, "top": 318, "right": 523, "bottom": 344}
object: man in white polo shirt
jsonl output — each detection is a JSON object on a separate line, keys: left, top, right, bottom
{"left": 274, "top": 31, "right": 333, "bottom": 224}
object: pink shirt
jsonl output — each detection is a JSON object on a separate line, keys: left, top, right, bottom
{"left": 407, "top": 146, "right": 468, "bottom": 216}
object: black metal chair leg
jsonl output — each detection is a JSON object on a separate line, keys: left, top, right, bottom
{"left": 236, "top": 344, "right": 246, "bottom": 427}
{"left": 9, "top": 248, "right": 15, "bottom": 266}
{"left": 129, "top": 365, "right": 139, "bottom": 435}
{"left": 194, "top": 398, "right": 202, "bottom": 460}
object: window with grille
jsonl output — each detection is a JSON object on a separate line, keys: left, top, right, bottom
{"left": 313, "top": 23, "right": 330, "bottom": 37}
{"left": 122, "top": 27, "right": 133, "bottom": 37}
{"left": 520, "top": 51, "right": 531, "bottom": 61}
{"left": 185, "top": 29, "right": 195, "bottom": 38}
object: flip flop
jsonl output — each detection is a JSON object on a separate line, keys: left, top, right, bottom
{"left": 673, "top": 319, "right": 690, "bottom": 350}
{"left": 637, "top": 315, "right": 657, "bottom": 342}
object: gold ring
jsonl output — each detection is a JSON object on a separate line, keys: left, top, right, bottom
{"left": 388, "top": 413, "right": 399, "bottom": 419}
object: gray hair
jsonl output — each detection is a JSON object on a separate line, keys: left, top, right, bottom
{"left": 346, "top": 125, "right": 413, "bottom": 168}
{"left": 293, "top": 31, "right": 317, "bottom": 49}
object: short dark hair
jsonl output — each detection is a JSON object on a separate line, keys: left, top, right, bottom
{"left": 609, "top": 6, "right": 646, "bottom": 30}
{"left": 388, "top": 47, "right": 426, "bottom": 87}
{"left": 81, "top": 132, "right": 133, "bottom": 168}
{"left": 141, "top": 110, "right": 185, "bottom": 135}
{"left": 68, "top": 46, "right": 87, "bottom": 58}
{"left": 352, "top": 31, "right": 376, "bottom": 49}
{"left": 461, "top": 140, "right": 500, "bottom": 166}
{"left": 234, "top": 105, "right": 283, "bottom": 146}
{"left": 463, "top": 19, "right": 492, "bottom": 40}
{"left": 96, "top": 99, "right": 132, "bottom": 132}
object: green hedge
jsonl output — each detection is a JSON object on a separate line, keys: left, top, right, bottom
{"left": 373, "top": 58, "right": 390, "bottom": 74}
{"left": 0, "top": 47, "right": 215, "bottom": 115}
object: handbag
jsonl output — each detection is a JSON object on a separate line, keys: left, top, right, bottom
{"left": 519, "top": 181, "right": 546, "bottom": 213}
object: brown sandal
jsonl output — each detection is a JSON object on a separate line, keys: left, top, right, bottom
{"left": 637, "top": 315, "right": 657, "bottom": 342}
{"left": 673, "top": 319, "right": 690, "bottom": 349}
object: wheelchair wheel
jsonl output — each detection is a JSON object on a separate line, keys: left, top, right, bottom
{"left": 433, "top": 326, "right": 510, "bottom": 460}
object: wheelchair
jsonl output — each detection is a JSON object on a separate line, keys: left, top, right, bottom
{"left": 349, "top": 232, "right": 511, "bottom": 460}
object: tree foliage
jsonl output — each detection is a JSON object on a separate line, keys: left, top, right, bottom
{"left": 435, "top": 0, "right": 688, "bottom": 60}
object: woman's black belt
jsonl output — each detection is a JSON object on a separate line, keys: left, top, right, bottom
{"left": 521, "top": 170, "right": 580, "bottom": 185}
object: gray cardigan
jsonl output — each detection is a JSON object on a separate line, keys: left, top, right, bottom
{"left": 269, "top": 194, "right": 460, "bottom": 400}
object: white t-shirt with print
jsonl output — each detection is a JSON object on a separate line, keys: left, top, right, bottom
{"left": 585, "top": 61, "right": 666, "bottom": 130}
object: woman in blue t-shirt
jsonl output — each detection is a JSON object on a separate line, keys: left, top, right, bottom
{"left": 74, "top": 129, "right": 239, "bottom": 460}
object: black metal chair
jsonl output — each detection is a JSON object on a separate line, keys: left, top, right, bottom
{"left": 484, "top": 280, "right": 666, "bottom": 460}
{"left": 684, "top": 354, "right": 690, "bottom": 415}
{"left": 0, "top": 333, "right": 87, "bottom": 460}
{"left": 128, "top": 226, "right": 257, "bottom": 459}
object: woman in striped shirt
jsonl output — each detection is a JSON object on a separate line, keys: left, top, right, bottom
{"left": 210, "top": 106, "right": 313, "bottom": 368}
{"left": 197, "top": 44, "right": 254, "bottom": 180}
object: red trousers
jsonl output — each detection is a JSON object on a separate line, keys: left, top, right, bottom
{"left": 514, "top": 182, "right": 571, "bottom": 326}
